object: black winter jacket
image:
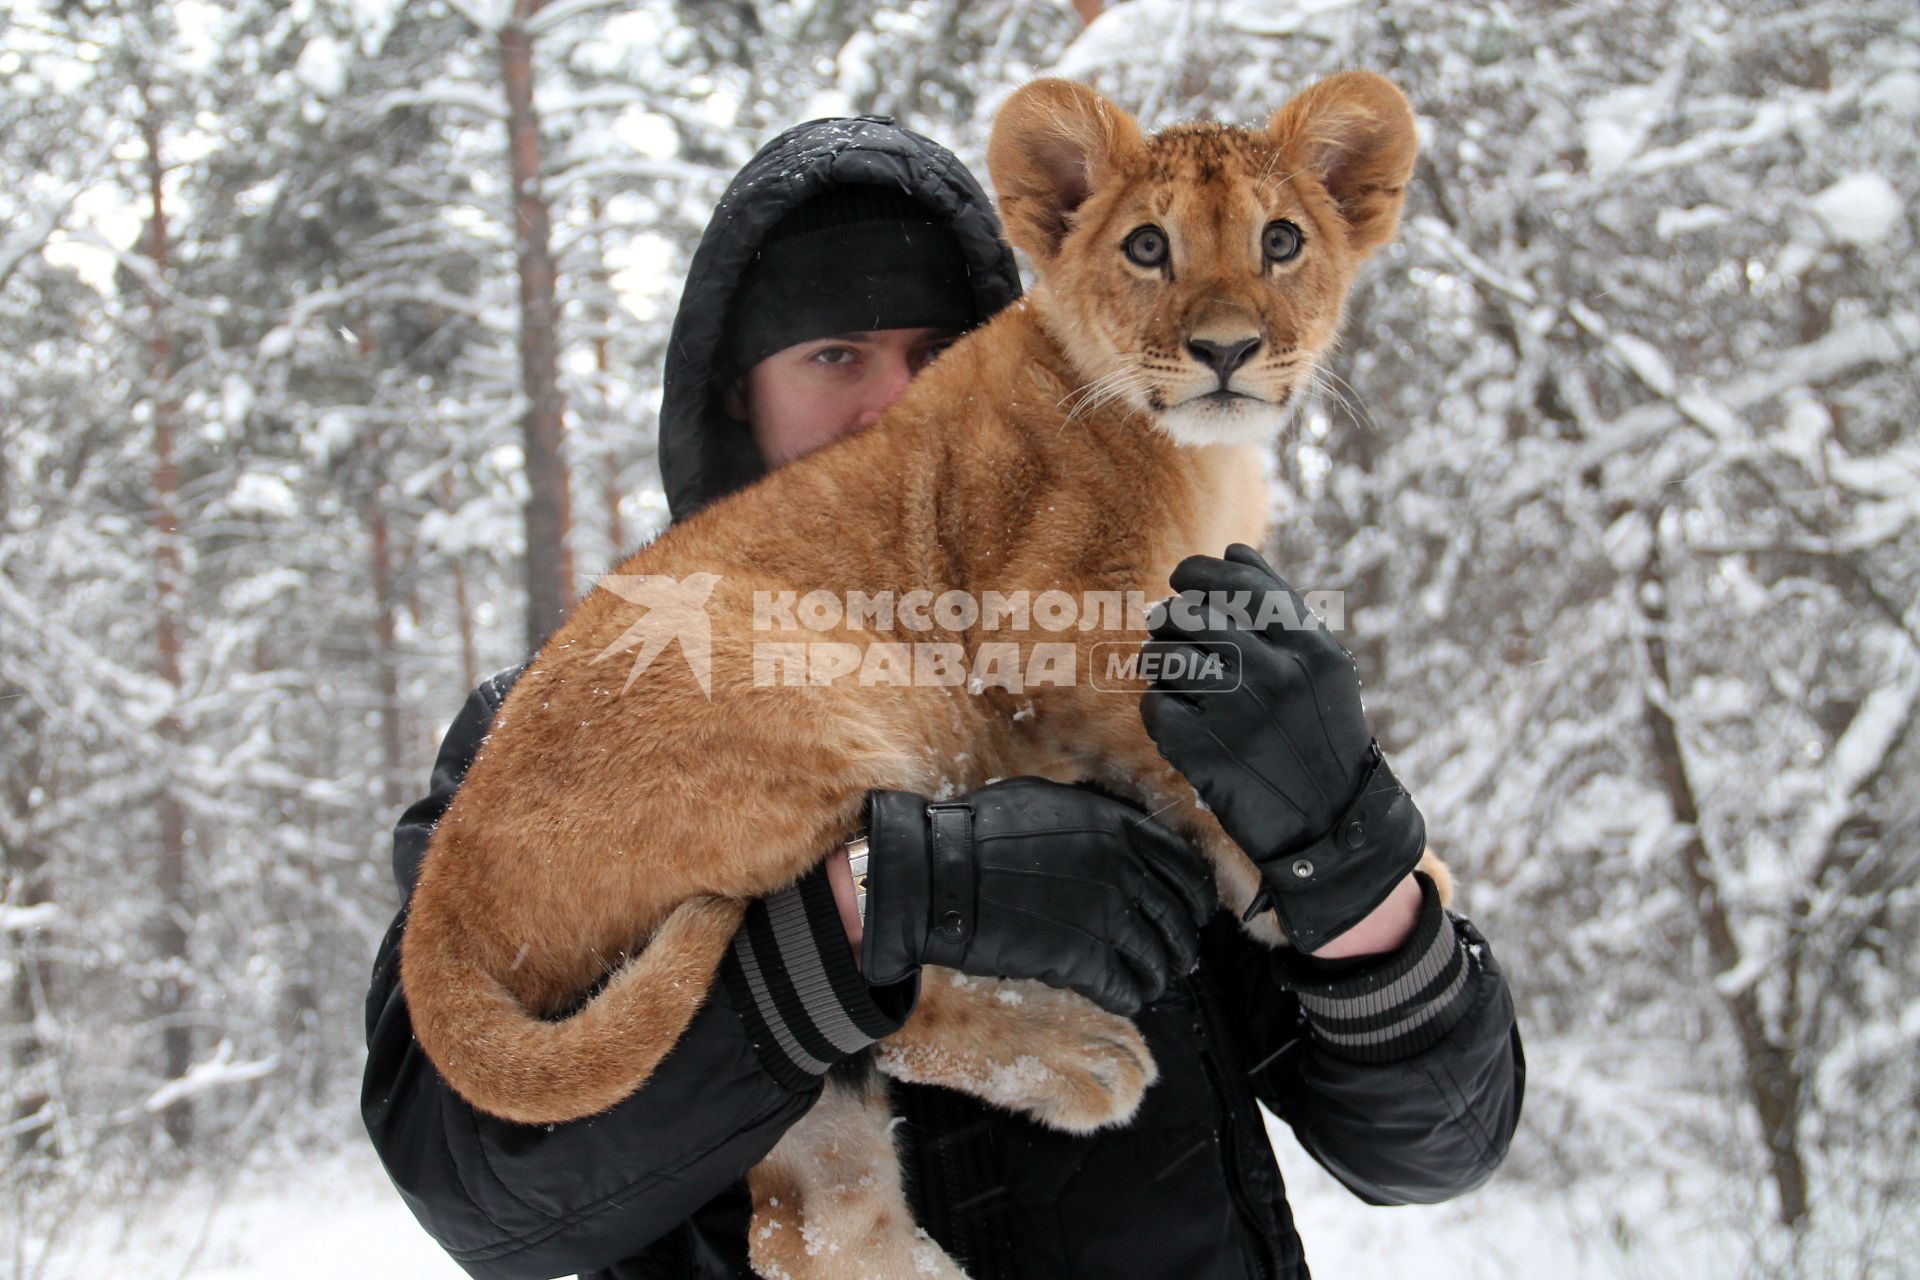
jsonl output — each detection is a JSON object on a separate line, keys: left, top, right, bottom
{"left": 361, "top": 116, "right": 1525, "bottom": 1280}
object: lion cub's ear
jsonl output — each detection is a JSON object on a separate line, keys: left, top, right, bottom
{"left": 1267, "top": 72, "right": 1419, "bottom": 261}
{"left": 988, "top": 78, "right": 1144, "bottom": 267}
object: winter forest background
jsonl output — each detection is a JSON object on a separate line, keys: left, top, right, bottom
{"left": 2, "top": 0, "right": 1916, "bottom": 1276}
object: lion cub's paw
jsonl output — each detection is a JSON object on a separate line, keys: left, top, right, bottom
{"left": 876, "top": 972, "right": 1157, "bottom": 1133}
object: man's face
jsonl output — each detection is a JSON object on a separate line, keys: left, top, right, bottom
{"left": 730, "top": 327, "right": 959, "bottom": 469}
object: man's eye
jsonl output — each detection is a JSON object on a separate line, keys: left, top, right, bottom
{"left": 811, "top": 346, "right": 858, "bottom": 366}
{"left": 916, "top": 342, "right": 955, "bottom": 370}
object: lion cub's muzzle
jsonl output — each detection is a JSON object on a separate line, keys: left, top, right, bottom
{"left": 1186, "top": 334, "right": 1262, "bottom": 389}
{"left": 1172, "top": 331, "right": 1294, "bottom": 414}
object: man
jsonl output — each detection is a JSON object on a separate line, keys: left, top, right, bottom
{"left": 363, "top": 114, "right": 1524, "bottom": 1280}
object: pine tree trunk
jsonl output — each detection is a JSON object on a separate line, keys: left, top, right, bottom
{"left": 588, "top": 196, "right": 627, "bottom": 562}
{"left": 138, "top": 100, "right": 194, "bottom": 1152}
{"left": 1636, "top": 509, "right": 1810, "bottom": 1227}
{"left": 601, "top": 458, "right": 626, "bottom": 562}
{"left": 3, "top": 702, "right": 56, "bottom": 1162}
{"left": 366, "top": 473, "right": 405, "bottom": 818}
{"left": 445, "top": 473, "right": 480, "bottom": 693}
{"left": 500, "top": 0, "right": 574, "bottom": 654}
{"left": 0, "top": 418, "right": 54, "bottom": 1161}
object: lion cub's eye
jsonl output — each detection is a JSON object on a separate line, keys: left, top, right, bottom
{"left": 1263, "top": 220, "right": 1304, "bottom": 265}
{"left": 1123, "top": 226, "right": 1169, "bottom": 270}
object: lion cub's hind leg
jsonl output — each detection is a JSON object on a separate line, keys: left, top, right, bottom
{"left": 747, "top": 1066, "right": 966, "bottom": 1280}
{"left": 876, "top": 970, "right": 1156, "bottom": 1133}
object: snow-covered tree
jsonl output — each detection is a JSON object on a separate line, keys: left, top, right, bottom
{"left": 1063, "top": 1, "right": 1920, "bottom": 1267}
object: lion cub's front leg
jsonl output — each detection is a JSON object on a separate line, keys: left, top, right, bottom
{"left": 875, "top": 969, "right": 1156, "bottom": 1132}
{"left": 1083, "top": 736, "right": 1459, "bottom": 946}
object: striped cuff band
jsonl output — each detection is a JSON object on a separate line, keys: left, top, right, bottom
{"left": 1276, "top": 872, "right": 1478, "bottom": 1064}
{"left": 719, "top": 863, "right": 916, "bottom": 1091}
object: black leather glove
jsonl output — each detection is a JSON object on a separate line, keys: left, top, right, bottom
{"left": 1139, "top": 543, "right": 1426, "bottom": 953}
{"left": 861, "top": 778, "right": 1216, "bottom": 1016}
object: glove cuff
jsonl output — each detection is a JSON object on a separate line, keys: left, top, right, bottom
{"left": 1271, "top": 871, "right": 1478, "bottom": 1063}
{"left": 861, "top": 790, "right": 936, "bottom": 986}
{"left": 1253, "top": 740, "right": 1426, "bottom": 953}
{"left": 720, "top": 863, "right": 919, "bottom": 1091}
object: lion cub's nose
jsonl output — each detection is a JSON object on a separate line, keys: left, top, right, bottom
{"left": 1185, "top": 336, "right": 1262, "bottom": 386}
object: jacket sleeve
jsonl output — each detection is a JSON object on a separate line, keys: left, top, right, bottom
{"left": 361, "top": 667, "right": 914, "bottom": 1280}
{"left": 1205, "top": 871, "right": 1525, "bottom": 1206}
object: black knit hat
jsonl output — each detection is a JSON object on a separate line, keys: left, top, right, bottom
{"left": 723, "top": 186, "right": 976, "bottom": 374}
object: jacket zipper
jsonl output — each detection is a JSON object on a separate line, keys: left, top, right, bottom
{"left": 936, "top": 1111, "right": 965, "bottom": 1255}
{"left": 911, "top": 1086, "right": 1006, "bottom": 1280}
{"left": 1191, "top": 1009, "right": 1278, "bottom": 1280}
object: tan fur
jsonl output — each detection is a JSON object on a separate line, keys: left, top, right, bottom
{"left": 401, "top": 72, "right": 1437, "bottom": 1277}
{"left": 747, "top": 1072, "right": 966, "bottom": 1280}
{"left": 878, "top": 971, "right": 1157, "bottom": 1132}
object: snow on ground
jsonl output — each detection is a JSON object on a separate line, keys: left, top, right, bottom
{"left": 20, "top": 1122, "right": 1761, "bottom": 1280}
{"left": 24, "top": 1141, "right": 465, "bottom": 1280}
{"left": 1269, "top": 1114, "right": 1754, "bottom": 1280}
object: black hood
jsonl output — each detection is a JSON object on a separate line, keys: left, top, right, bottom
{"left": 658, "top": 115, "right": 1023, "bottom": 524}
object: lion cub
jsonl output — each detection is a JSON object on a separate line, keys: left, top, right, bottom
{"left": 401, "top": 72, "right": 1442, "bottom": 1279}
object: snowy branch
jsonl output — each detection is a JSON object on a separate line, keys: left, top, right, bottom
{"left": 547, "top": 153, "right": 732, "bottom": 189}
{"left": 540, "top": 82, "right": 661, "bottom": 117}
{"left": 1221, "top": 0, "right": 1362, "bottom": 37}
{"left": 377, "top": 81, "right": 508, "bottom": 123}
{"left": 442, "top": 0, "right": 511, "bottom": 33}
{"left": 1617, "top": 82, "right": 1861, "bottom": 182}
{"left": 1489, "top": 311, "right": 1920, "bottom": 515}
{"left": 0, "top": 201, "right": 68, "bottom": 294}
{"left": 259, "top": 274, "right": 494, "bottom": 362}
{"left": 0, "top": 575, "right": 175, "bottom": 733}
{"left": 0, "top": 902, "right": 62, "bottom": 934}
{"left": 7, "top": 768, "right": 166, "bottom": 848}
{"left": 57, "top": 226, "right": 228, "bottom": 340}
{"left": 0, "top": 1105, "right": 54, "bottom": 1143}
{"left": 142, "top": 1040, "right": 278, "bottom": 1113}
{"left": 1794, "top": 654, "right": 1920, "bottom": 900}
{"left": 526, "top": 0, "right": 634, "bottom": 38}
